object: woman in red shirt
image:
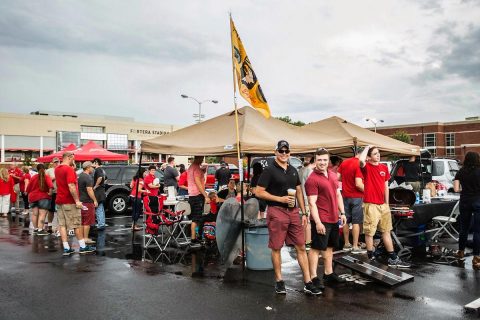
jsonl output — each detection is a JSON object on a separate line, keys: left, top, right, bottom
{"left": 20, "top": 166, "right": 31, "bottom": 215}
{"left": 27, "top": 164, "right": 53, "bottom": 235}
{"left": 0, "top": 168, "right": 14, "bottom": 217}
{"left": 178, "top": 164, "right": 188, "bottom": 196}
{"left": 130, "top": 167, "right": 147, "bottom": 231}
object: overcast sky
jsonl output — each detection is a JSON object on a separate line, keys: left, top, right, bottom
{"left": 0, "top": 0, "right": 479, "bottom": 128}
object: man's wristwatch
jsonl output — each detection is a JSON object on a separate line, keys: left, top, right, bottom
{"left": 340, "top": 212, "right": 345, "bottom": 216}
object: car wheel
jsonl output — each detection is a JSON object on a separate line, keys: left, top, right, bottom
{"left": 109, "top": 193, "right": 128, "bottom": 215}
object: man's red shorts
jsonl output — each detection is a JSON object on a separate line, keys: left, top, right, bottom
{"left": 266, "top": 206, "right": 304, "bottom": 250}
{"left": 81, "top": 203, "right": 95, "bottom": 226}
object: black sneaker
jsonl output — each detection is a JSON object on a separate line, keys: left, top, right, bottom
{"left": 37, "top": 230, "right": 49, "bottom": 236}
{"left": 323, "top": 272, "right": 346, "bottom": 284}
{"left": 190, "top": 238, "right": 202, "bottom": 248}
{"left": 304, "top": 281, "right": 322, "bottom": 295}
{"left": 311, "top": 277, "right": 325, "bottom": 290}
{"left": 79, "top": 245, "right": 96, "bottom": 254}
{"left": 275, "top": 280, "right": 286, "bottom": 294}
{"left": 388, "top": 257, "right": 411, "bottom": 268}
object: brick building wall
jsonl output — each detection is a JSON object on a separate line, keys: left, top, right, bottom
{"left": 375, "top": 119, "right": 480, "bottom": 163}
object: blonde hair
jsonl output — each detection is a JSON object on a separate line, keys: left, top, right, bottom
{"left": 0, "top": 168, "right": 9, "bottom": 182}
{"left": 22, "top": 166, "right": 29, "bottom": 174}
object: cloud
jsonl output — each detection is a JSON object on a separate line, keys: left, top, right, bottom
{"left": 0, "top": 1, "right": 221, "bottom": 63}
{"left": 418, "top": 22, "right": 480, "bottom": 81}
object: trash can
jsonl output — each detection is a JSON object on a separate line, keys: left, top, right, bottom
{"left": 245, "top": 225, "right": 273, "bottom": 270}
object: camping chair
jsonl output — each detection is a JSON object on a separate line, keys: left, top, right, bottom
{"left": 173, "top": 201, "right": 192, "bottom": 247}
{"left": 430, "top": 200, "right": 460, "bottom": 242}
{"left": 142, "top": 195, "right": 185, "bottom": 252}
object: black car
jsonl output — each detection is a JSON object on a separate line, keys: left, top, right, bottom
{"left": 102, "top": 165, "right": 164, "bottom": 215}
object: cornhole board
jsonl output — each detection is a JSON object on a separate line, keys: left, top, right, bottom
{"left": 334, "top": 254, "right": 414, "bottom": 287}
{"left": 465, "top": 298, "right": 480, "bottom": 314}
{"left": 216, "top": 198, "right": 242, "bottom": 267}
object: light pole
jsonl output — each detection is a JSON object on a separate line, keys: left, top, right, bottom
{"left": 365, "top": 117, "right": 384, "bottom": 133}
{"left": 181, "top": 94, "right": 218, "bottom": 123}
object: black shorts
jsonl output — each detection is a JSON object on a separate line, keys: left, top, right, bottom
{"left": 188, "top": 194, "right": 205, "bottom": 223}
{"left": 310, "top": 221, "right": 339, "bottom": 251}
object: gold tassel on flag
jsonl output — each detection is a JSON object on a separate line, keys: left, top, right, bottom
{"left": 230, "top": 17, "right": 271, "bottom": 119}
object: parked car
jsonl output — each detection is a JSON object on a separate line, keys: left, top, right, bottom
{"left": 205, "top": 163, "right": 239, "bottom": 189}
{"left": 102, "top": 165, "right": 164, "bottom": 215}
{"left": 389, "top": 151, "right": 459, "bottom": 192}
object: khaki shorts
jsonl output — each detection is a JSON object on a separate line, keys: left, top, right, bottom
{"left": 57, "top": 204, "right": 82, "bottom": 230}
{"left": 363, "top": 203, "right": 392, "bottom": 236}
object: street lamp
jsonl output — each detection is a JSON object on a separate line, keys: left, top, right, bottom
{"left": 181, "top": 94, "right": 218, "bottom": 123}
{"left": 365, "top": 118, "right": 384, "bottom": 133}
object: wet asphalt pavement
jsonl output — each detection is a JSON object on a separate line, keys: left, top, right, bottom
{"left": 0, "top": 212, "right": 479, "bottom": 320}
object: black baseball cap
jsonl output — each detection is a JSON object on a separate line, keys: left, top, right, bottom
{"left": 276, "top": 140, "right": 290, "bottom": 150}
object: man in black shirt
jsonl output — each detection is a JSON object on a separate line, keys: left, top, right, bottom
{"left": 215, "top": 161, "right": 231, "bottom": 190}
{"left": 78, "top": 161, "right": 97, "bottom": 247}
{"left": 164, "top": 156, "right": 180, "bottom": 191}
{"left": 403, "top": 156, "right": 421, "bottom": 192}
{"left": 256, "top": 140, "right": 320, "bottom": 295}
{"left": 92, "top": 158, "right": 106, "bottom": 230}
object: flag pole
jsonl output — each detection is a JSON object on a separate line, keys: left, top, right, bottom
{"left": 229, "top": 13, "right": 245, "bottom": 271}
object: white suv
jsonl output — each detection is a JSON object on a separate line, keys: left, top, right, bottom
{"left": 390, "top": 157, "right": 459, "bottom": 192}
{"left": 431, "top": 158, "right": 459, "bottom": 191}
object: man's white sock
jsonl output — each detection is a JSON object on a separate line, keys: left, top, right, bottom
{"left": 63, "top": 242, "right": 70, "bottom": 250}
{"left": 78, "top": 239, "right": 86, "bottom": 248}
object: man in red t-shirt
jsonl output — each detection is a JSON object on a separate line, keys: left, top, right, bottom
{"left": 55, "top": 151, "right": 95, "bottom": 256}
{"left": 305, "top": 148, "right": 347, "bottom": 287}
{"left": 8, "top": 163, "right": 22, "bottom": 212}
{"left": 144, "top": 165, "right": 160, "bottom": 213}
{"left": 360, "top": 146, "right": 410, "bottom": 268}
{"left": 337, "top": 148, "right": 365, "bottom": 253}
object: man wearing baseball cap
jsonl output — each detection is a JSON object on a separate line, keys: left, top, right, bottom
{"left": 78, "top": 161, "right": 98, "bottom": 245}
{"left": 255, "top": 140, "right": 320, "bottom": 295}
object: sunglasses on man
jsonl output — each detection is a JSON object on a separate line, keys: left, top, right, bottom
{"left": 277, "top": 149, "right": 290, "bottom": 154}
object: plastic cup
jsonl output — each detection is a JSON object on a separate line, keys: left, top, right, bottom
{"left": 287, "top": 189, "right": 296, "bottom": 208}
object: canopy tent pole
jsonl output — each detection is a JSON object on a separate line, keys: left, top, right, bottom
{"left": 135, "top": 152, "right": 144, "bottom": 249}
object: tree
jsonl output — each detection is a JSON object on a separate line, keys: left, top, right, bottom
{"left": 391, "top": 130, "right": 411, "bottom": 144}
{"left": 276, "top": 116, "right": 305, "bottom": 127}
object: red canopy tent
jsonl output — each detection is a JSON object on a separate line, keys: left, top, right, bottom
{"left": 36, "top": 144, "right": 77, "bottom": 163}
{"left": 70, "top": 141, "right": 128, "bottom": 161}
{"left": 36, "top": 141, "right": 128, "bottom": 163}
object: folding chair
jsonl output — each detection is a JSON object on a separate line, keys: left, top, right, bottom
{"left": 430, "top": 200, "right": 460, "bottom": 242}
{"left": 173, "top": 201, "right": 192, "bottom": 247}
{"left": 142, "top": 195, "right": 185, "bottom": 252}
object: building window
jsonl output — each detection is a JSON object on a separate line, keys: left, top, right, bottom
{"left": 424, "top": 133, "right": 436, "bottom": 147}
{"left": 81, "top": 125, "right": 105, "bottom": 133}
{"left": 426, "top": 147, "right": 437, "bottom": 157}
{"left": 445, "top": 133, "right": 455, "bottom": 147}
{"left": 446, "top": 147, "right": 455, "bottom": 157}
{"left": 107, "top": 134, "right": 128, "bottom": 150}
{"left": 57, "top": 131, "right": 80, "bottom": 149}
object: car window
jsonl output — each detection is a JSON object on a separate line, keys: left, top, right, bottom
{"left": 122, "top": 167, "right": 138, "bottom": 183}
{"left": 448, "top": 161, "right": 459, "bottom": 176}
{"left": 432, "top": 161, "right": 444, "bottom": 176}
{"left": 289, "top": 157, "right": 303, "bottom": 169}
{"left": 207, "top": 166, "right": 216, "bottom": 175}
{"left": 103, "top": 167, "right": 121, "bottom": 182}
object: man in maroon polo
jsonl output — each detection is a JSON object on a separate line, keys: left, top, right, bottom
{"left": 305, "top": 148, "right": 347, "bottom": 288}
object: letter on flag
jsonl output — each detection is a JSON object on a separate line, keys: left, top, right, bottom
{"left": 230, "top": 18, "right": 271, "bottom": 118}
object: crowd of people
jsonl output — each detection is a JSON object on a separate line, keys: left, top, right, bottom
{"left": 1, "top": 140, "right": 479, "bottom": 294}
